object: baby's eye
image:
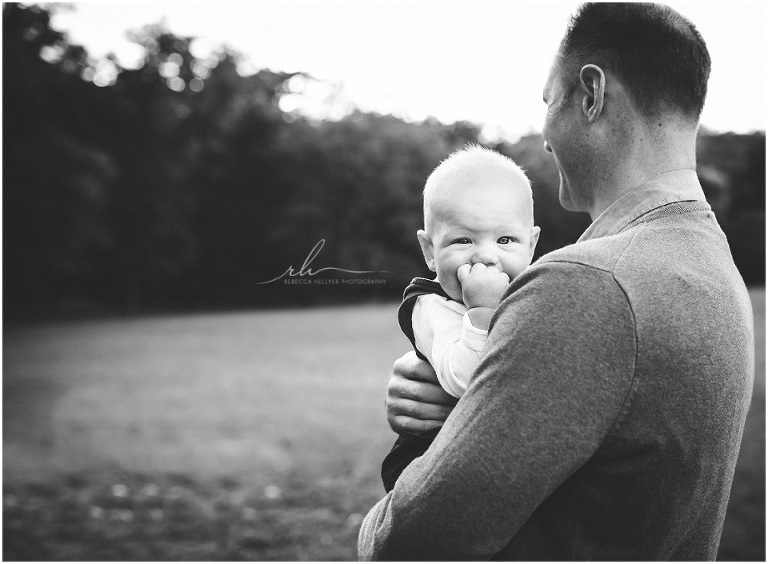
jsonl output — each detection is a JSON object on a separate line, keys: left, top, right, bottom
{"left": 453, "top": 237, "right": 471, "bottom": 245}
{"left": 497, "top": 236, "right": 516, "bottom": 245}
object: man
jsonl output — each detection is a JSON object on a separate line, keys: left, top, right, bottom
{"left": 358, "top": 3, "right": 754, "bottom": 560}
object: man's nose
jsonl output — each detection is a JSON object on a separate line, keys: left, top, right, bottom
{"left": 543, "top": 140, "right": 552, "bottom": 153}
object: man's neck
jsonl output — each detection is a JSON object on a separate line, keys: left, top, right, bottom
{"left": 587, "top": 120, "right": 698, "bottom": 220}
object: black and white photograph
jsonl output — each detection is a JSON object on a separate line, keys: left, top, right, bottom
{"left": 3, "top": 1, "right": 765, "bottom": 560}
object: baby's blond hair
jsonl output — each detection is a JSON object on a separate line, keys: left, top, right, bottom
{"left": 423, "top": 145, "right": 533, "bottom": 233}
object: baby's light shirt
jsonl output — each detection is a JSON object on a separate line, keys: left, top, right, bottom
{"left": 412, "top": 293, "right": 488, "bottom": 398}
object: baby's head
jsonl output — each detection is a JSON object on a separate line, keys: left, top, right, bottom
{"left": 417, "top": 145, "right": 540, "bottom": 303}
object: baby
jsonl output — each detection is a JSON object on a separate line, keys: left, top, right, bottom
{"left": 381, "top": 145, "right": 540, "bottom": 492}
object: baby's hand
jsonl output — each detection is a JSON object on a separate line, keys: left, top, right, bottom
{"left": 456, "top": 263, "right": 511, "bottom": 309}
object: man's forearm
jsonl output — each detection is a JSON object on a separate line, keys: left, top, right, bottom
{"left": 358, "top": 494, "right": 391, "bottom": 560}
{"left": 358, "top": 262, "right": 636, "bottom": 560}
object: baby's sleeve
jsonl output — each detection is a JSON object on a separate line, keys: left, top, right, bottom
{"left": 412, "top": 294, "right": 488, "bottom": 398}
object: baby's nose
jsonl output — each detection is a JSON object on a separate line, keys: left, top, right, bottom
{"left": 472, "top": 249, "right": 499, "bottom": 266}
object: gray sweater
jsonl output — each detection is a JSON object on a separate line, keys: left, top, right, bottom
{"left": 358, "top": 170, "right": 754, "bottom": 560}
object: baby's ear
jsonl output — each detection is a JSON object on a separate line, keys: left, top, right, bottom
{"left": 528, "top": 226, "right": 541, "bottom": 260}
{"left": 417, "top": 230, "right": 436, "bottom": 272}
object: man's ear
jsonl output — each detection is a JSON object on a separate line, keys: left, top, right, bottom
{"left": 528, "top": 226, "right": 541, "bottom": 261}
{"left": 579, "top": 64, "right": 606, "bottom": 123}
{"left": 417, "top": 230, "right": 436, "bottom": 272}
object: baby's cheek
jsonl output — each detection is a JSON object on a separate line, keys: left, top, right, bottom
{"left": 504, "top": 255, "right": 529, "bottom": 281}
{"left": 447, "top": 277, "right": 466, "bottom": 302}
{"left": 436, "top": 266, "right": 463, "bottom": 302}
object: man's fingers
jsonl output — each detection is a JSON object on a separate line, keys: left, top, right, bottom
{"left": 390, "top": 414, "right": 445, "bottom": 435}
{"left": 393, "top": 351, "right": 439, "bottom": 384}
{"left": 389, "top": 376, "right": 457, "bottom": 407}
{"left": 387, "top": 396, "right": 455, "bottom": 422}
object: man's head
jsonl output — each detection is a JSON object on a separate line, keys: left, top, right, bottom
{"left": 542, "top": 3, "right": 710, "bottom": 215}
{"left": 418, "top": 146, "right": 540, "bottom": 303}
{"left": 559, "top": 3, "right": 710, "bottom": 119}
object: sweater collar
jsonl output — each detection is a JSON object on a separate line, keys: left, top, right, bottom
{"left": 578, "top": 170, "right": 707, "bottom": 242}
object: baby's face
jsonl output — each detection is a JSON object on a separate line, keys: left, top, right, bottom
{"left": 421, "top": 171, "right": 539, "bottom": 303}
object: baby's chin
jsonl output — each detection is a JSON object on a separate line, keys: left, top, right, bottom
{"left": 431, "top": 273, "right": 453, "bottom": 298}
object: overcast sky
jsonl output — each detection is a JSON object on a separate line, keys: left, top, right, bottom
{"left": 49, "top": 1, "right": 766, "bottom": 142}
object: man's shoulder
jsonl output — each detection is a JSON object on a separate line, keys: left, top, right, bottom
{"left": 531, "top": 233, "right": 635, "bottom": 277}
{"left": 504, "top": 241, "right": 630, "bottom": 310}
{"left": 507, "top": 230, "right": 645, "bottom": 309}
{"left": 536, "top": 231, "right": 634, "bottom": 271}
{"left": 522, "top": 215, "right": 748, "bottom": 317}
{"left": 530, "top": 222, "right": 678, "bottom": 281}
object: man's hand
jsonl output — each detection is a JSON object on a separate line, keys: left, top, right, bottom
{"left": 387, "top": 351, "right": 458, "bottom": 434}
{"left": 457, "top": 263, "right": 510, "bottom": 309}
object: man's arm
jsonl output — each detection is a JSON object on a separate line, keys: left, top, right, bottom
{"left": 359, "top": 262, "right": 637, "bottom": 560}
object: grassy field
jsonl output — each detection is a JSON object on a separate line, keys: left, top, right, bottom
{"left": 3, "top": 290, "right": 765, "bottom": 560}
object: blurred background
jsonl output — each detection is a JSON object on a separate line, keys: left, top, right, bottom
{"left": 3, "top": 2, "right": 765, "bottom": 560}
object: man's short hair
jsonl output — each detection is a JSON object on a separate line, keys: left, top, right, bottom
{"left": 559, "top": 2, "right": 711, "bottom": 119}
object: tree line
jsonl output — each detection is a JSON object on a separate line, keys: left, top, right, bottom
{"left": 3, "top": 4, "right": 765, "bottom": 320}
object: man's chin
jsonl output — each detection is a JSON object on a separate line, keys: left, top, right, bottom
{"left": 558, "top": 186, "right": 580, "bottom": 212}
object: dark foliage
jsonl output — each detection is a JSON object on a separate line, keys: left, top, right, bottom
{"left": 3, "top": 4, "right": 764, "bottom": 320}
